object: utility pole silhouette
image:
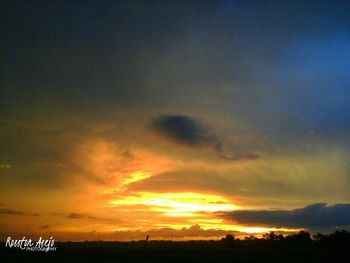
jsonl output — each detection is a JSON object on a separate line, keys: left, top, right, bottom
{"left": 143, "top": 235, "right": 149, "bottom": 249}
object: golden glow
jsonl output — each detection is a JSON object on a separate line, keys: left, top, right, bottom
{"left": 68, "top": 141, "right": 305, "bottom": 240}
{"left": 236, "top": 226, "right": 301, "bottom": 234}
{"left": 110, "top": 192, "right": 240, "bottom": 217}
{"left": 153, "top": 222, "right": 301, "bottom": 234}
{"left": 122, "top": 171, "right": 151, "bottom": 185}
{"left": 117, "top": 171, "right": 152, "bottom": 191}
{"left": 0, "top": 139, "right": 308, "bottom": 241}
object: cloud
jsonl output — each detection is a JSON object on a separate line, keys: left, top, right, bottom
{"left": 65, "top": 213, "right": 117, "bottom": 223}
{"left": 39, "top": 225, "right": 50, "bottom": 229}
{"left": 221, "top": 203, "right": 350, "bottom": 228}
{"left": 151, "top": 114, "right": 219, "bottom": 147}
{"left": 151, "top": 114, "right": 258, "bottom": 160}
{"left": 66, "top": 213, "right": 100, "bottom": 220}
{"left": 0, "top": 209, "right": 24, "bottom": 215}
{"left": 0, "top": 208, "right": 39, "bottom": 216}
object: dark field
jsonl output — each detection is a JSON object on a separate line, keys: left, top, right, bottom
{"left": 1, "top": 239, "right": 349, "bottom": 263}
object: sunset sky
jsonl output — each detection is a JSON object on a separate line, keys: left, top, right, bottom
{"left": 1, "top": 0, "right": 350, "bottom": 241}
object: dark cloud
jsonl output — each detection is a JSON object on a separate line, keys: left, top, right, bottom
{"left": 0, "top": 208, "right": 24, "bottom": 215}
{"left": 66, "top": 213, "right": 98, "bottom": 220}
{"left": 39, "top": 225, "right": 50, "bottom": 229}
{"left": 152, "top": 114, "right": 219, "bottom": 147}
{"left": 0, "top": 208, "right": 39, "bottom": 216}
{"left": 221, "top": 203, "right": 350, "bottom": 228}
{"left": 151, "top": 114, "right": 259, "bottom": 160}
{"left": 65, "top": 213, "right": 115, "bottom": 222}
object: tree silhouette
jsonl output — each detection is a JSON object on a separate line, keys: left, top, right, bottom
{"left": 263, "top": 231, "right": 278, "bottom": 241}
{"left": 220, "top": 234, "right": 236, "bottom": 245}
{"left": 313, "top": 233, "right": 326, "bottom": 241}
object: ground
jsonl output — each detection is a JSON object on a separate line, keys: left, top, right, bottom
{"left": 1, "top": 240, "right": 349, "bottom": 262}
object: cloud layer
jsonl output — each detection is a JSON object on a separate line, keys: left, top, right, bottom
{"left": 222, "top": 203, "right": 350, "bottom": 228}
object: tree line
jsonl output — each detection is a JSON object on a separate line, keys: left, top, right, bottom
{"left": 221, "top": 230, "right": 350, "bottom": 246}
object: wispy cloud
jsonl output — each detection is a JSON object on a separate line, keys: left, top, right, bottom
{"left": 66, "top": 213, "right": 101, "bottom": 220}
{"left": 65, "top": 213, "right": 116, "bottom": 223}
{"left": 0, "top": 208, "right": 39, "bottom": 216}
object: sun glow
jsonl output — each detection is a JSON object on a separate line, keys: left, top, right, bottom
{"left": 122, "top": 171, "right": 151, "bottom": 185}
{"left": 236, "top": 226, "right": 301, "bottom": 234}
{"left": 116, "top": 171, "right": 153, "bottom": 191}
{"left": 110, "top": 192, "right": 240, "bottom": 217}
{"left": 71, "top": 141, "right": 302, "bottom": 239}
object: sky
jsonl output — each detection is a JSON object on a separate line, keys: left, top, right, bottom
{"left": 1, "top": 0, "right": 350, "bottom": 241}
